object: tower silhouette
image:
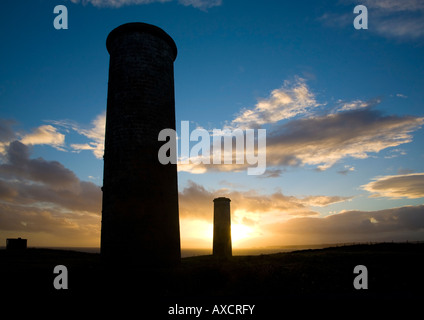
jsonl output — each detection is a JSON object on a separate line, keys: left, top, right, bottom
{"left": 101, "top": 22, "right": 180, "bottom": 266}
{"left": 213, "top": 197, "right": 232, "bottom": 258}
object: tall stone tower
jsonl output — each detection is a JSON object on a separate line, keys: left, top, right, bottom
{"left": 101, "top": 22, "right": 180, "bottom": 266}
{"left": 213, "top": 197, "right": 232, "bottom": 258}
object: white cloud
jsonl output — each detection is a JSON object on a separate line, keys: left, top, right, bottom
{"left": 361, "top": 0, "right": 424, "bottom": 12}
{"left": 337, "top": 165, "right": 355, "bottom": 175}
{"left": 70, "top": 0, "right": 222, "bottom": 9}
{"left": 265, "top": 108, "right": 424, "bottom": 171}
{"left": 362, "top": 0, "right": 424, "bottom": 40}
{"left": 320, "top": 0, "right": 424, "bottom": 40}
{"left": 70, "top": 0, "right": 171, "bottom": 7}
{"left": 1, "top": 120, "right": 66, "bottom": 153}
{"left": 20, "top": 125, "right": 65, "bottom": 151}
{"left": 1, "top": 114, "right": 105, "bottom": 159}
{"left": 178, "top": 0, "right": 221, "bottom": 9}
{"left": 176, "top": 80, "right": 423, "bottom": 175}
{"left": 51, "top": 112, "right": 105, "bottom": 159}
{"left": 232, "top": 78, "right": 321, "bottom": 128}
{"left": 335, "top": 98, "right": 381, "bottom": 112}
{"left": 72, "top": 113, "right": 105, "bottom": 159}
{"left": 373, "top": 14, "right": 424, "bottom": 39}
{"left": 384, "top": 148, "right": 406, "bottom": 159}
{"left": 299, "top": 195, "right": 353, "bottom": 207}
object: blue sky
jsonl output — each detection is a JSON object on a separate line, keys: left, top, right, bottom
{"left": 1, "top": 0, "right": 424, "bottom": 248}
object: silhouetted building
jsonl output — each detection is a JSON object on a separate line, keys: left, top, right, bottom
{"left": 213, "top": 197, "right": 232, "bottom": 258}
{"left": 6, "top": 238, "right": 27, "bottom": 251}
{"left": 101, "top": 22, "right": 181, "bottom": 266}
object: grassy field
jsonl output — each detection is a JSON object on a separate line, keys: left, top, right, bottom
{"left": 1, "top": 243, "right": 422, "bottom": 316}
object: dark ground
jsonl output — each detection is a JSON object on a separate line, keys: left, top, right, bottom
{"left": 1, "top": 243, "right": 422, "bottom": 317}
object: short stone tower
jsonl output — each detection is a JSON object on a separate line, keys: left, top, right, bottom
{"left": 101, "top": 22, "right": 181, "bottom": 266}
{"left": 213, "top": 197, "right": 232, "bottom": 258}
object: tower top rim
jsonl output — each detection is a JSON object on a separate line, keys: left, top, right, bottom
{"left": 106, "top": 22, "right": 177, "bottom": 60}
{"left": 213, "top": 197, "right": 231, "bottom": 202}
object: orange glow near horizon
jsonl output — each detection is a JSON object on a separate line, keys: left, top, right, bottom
{"left": 179, "top": 218, "right": 259, "bottom": 249}
{"left": 231, "top": 223, "right": 254, "bottom": 246}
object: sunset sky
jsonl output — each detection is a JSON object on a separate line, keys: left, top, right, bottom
{"left": 1, "top": 0, "right": 424, "bottom": 250}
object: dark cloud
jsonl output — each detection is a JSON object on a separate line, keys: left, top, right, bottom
{"left": 178, "top": 105, "right": 423, "bottom": 175}
{"left": 257, "top": 169, "right": 284, "bottom": 178}
{"left": 0, "top": 119, "right": 16, "bottom": 142}
{"left": 397, "top": 168, "right": 414, "bottom": 175}
{"left": 265, "top": 205, "right": 424, "bottom": 244}
{"left": 179, "top": 180, "right": 215, "bottom": 219}
{"left": 0, "top": 202, "right": 100, "bottom": 245}
{"left": 0, "top": 180, "right": 102, "bottom": 213}
{"left": 0, "top": 119, "right": 17, "bottom": 156}
{"left": 0, "top": 141, "right": 79, "bottom": 190}
{"left": 0, "top": 140, "right": 101, "bottom": 245}
{"left": 362, "top": 173, "right": 424, "bottom": 199}
{"left": 337, "top": 165, "right": 355, "bottom": 175}
{"left": 266, "top": 108, "right": 423, "bottom": 170}
{"left": 179, "top": 179, "right": 423, "bottom": 247}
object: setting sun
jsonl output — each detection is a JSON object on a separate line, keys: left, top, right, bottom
{"left": 179, "top": 218, "right": 257, "bottom": 250}
{"left": 231, "top": 224, "right": 254, "bottom": 246}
